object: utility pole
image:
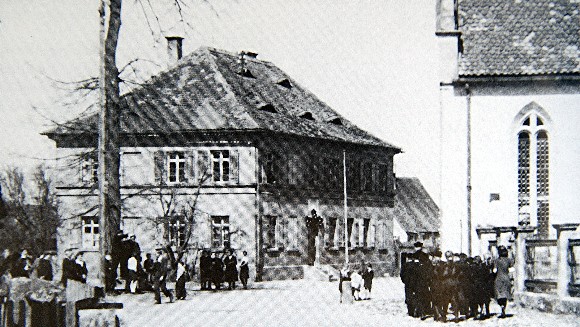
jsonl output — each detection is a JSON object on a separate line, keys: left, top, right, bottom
{"left": 98, "top": 0, "right": 123, "bottom": 288}
{"left": 466, "top": 84, "right": 472, "bottom": 256}
{"left": 343, "top": 150, "right": 348, "bottom": 265}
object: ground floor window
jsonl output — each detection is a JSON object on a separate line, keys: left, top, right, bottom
{"left": 167, "top": 216, "right": 187, "bottom": 247}
{"left": 211, "top": 216, "right": 230, "bottom": 248}
{"left": 82, "top": 216, "right": 99, "bottom": 249}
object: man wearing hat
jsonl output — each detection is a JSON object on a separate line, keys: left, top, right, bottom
{"left": 412, "top": 241, "right": 431, "bottom": 319}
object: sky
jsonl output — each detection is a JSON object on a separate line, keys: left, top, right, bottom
{"left": 0, "top": 0, "right": 441, "bottom": 201}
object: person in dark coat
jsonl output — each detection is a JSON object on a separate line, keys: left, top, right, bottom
{"left": 210, "top": 252, "right": 223, "bottom": 290}
{"left": 362, "top": 263, "right": 374, "bottom": 299}
{"left": 61, "top": 248, "right": 75, "bottom": 287}
{"left": 239, "top": 251, "right": 250, "bottom": 290}
{"left": 70, "top": 251, "right": 88, "bottom": 283}
{"left": 35, "top": 251, "right": 55, "bottom": 281}
{"left": 412, "top": 242, "right": 431, "bottom": 320}
{"left": 199, "top": 250, "right": 211, "bottom": 290}
{"left": 11, "top": 249, "right": 32, "bottom": 278}
{"left": 142, "top": 253, "right": 154, "bottom": 291}
{"left": 223, "top": 249, "right": 238, "bottom": 290}
{"left": 152, "top": 248, "right": 173, "bottom": 304}
{"left": 104, "top": 251, "right": 116, "bottom": 293}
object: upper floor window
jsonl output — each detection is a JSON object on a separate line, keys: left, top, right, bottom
{"left": 82, "top": 216, "right": 99, "bottom": 249}
{"left": 211, "top": 150, "right": 230, "bottom": 182}
{"left": 81, "top": 153, "right": 98, "bottom": 185}
{"left": 168, "top": 152, "right": 187, "bottom": 184}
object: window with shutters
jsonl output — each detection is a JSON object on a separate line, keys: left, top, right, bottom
{"left": 81, "top": 153, "right": 98, "bottom": 185}
{"left": 515, "top": 104, "right": 550, "bottom": 237}
{"left": 286, "top": 216, "right": 299, "bottom": 251}
{"left": 288, "top": 155, "right": 301, "bottom": 185}
{"left": 376, "top": 220, "right": 387, "bottom": 250}
{"left": 82, "top": 216, "right": 99, "bottom": 249}
{"left": 167, "top": 152, "right": 187, "bottom": 184}
{"left": 362, "top": 218, "right": 371, "bottom": 247}
{"left": 211, "top": 150, "right": 230, "bottom": 182}
{"left": 361, "top": 162, "right": 373, "bottom": 192}
{"left": 347, "top": 218, "right": 354, "bottom": 248}
{"left": 262, "top": 153, "right": 280, "bottom": 185}
{"left": 377, "top": 164, "right": 388, "bottom": 194}
{"left": 211, "top": 216, "right": 230, "bottom": 248}
{"left": 264, "top": 215, "right": 278, "bottom": 249}
{"left": 326, "top": 217, "right": 337, "bottom": 248}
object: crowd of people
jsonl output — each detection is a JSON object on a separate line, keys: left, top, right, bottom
{"left": 401, "top": 241, "right": 514, "bottom": 322}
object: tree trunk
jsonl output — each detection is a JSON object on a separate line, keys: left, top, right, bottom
{"left": 98, "top": 0, "right": 123, "bottom": 288}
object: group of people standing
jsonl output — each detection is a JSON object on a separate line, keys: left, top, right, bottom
{"left": 199, "top": 249, "right": 250, "bottom": 291}
{"left": 401, "top": 241, "right": 514, "bottom": 322}
{"left": 339, "top": 263, "right": 374, "bottom": 303}
{"left": 0, "top": 248, "right": 57, "bottom": 282}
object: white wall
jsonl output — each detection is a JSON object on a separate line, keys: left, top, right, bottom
{"left": 440, "top": 86, "right": 580, "bottom": 254}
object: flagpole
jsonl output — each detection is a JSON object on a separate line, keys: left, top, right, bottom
{"left": 343, "top": 150, "right": 348, "bottom": 266}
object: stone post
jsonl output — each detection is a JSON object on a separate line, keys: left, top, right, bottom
{"left": 514, "top": 226, "right": 535, "bottom": 293}
{"left": 553, "top": 223, "right": 580, "bottom": 298}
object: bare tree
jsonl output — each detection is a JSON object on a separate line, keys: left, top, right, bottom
{"left": 0, "top": 166, "right": 61, "bottom": 256}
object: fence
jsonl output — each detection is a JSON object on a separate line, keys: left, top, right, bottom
{"left": 569, "top": 239, "right": 580, "bottom": 297}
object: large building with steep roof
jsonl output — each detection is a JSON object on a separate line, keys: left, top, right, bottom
{"left": 44, "top": 46, "right": 402, "bottom": 282}
{"left": 436, "top": 0, "right": 580, "bottom": 254}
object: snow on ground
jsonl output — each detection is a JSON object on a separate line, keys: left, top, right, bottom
{"left": 111, "top": 278, "right": 579, "bottom": 327}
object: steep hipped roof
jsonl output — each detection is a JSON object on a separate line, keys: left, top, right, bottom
{"left": 45, "top": 47, "right": 399, "bottom": 150}
{"left": 458, "top": 0, "right": 580, "bottom": 77}
{"left": 393, "top": 177, "right": 440, "bottom": 233}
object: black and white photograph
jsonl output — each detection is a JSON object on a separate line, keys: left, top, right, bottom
{"left": 0, "top": 0, "right": 579, "bottom": 326}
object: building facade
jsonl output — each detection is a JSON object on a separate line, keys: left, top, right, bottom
{"left": 44, "top": 47, "right": 401, "bottom": 282}
{"left": 436, "top": 0, "right": 580, "bottom": 254}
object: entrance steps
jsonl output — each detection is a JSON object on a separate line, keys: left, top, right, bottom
{"left": 302, "top": 265, "right": 340, "bottom": 282}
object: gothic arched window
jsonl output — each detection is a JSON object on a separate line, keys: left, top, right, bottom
{"left": 516, "top": 103, "right": 550, "bottom": 238}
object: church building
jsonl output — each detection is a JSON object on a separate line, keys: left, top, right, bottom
{"left": 436, "top": 0, "right": 580, "bottom": 254}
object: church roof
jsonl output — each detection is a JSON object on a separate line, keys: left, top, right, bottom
{"left": 45, "top": 47, "right": 399, "bottom": 151}
{"left": 393, "top": 177, "right": 440, "bottom": 233}
{"left": 459, "top": 0, "right": 580, "bottom": 77}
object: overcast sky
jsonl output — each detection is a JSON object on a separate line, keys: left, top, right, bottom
{"left": 0, "top": 0, "right": 441, "bottom": 200}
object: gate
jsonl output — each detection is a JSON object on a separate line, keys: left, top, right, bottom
{"left": 524, "top": 238, "right": 558, "bottom": 293}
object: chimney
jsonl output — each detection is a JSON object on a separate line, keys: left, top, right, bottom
{"left": 166, "top": 36, "right": 183, "bottom": 64}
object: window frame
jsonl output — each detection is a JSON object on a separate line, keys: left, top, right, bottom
{"left": 167, "top": 151, "right": 187, "bottom": 184}
{"left": 211, "top": 216, "right": 230, "bottom": 248}
{"left": 211, "top": 150, "right": 230, "bottom": 183}
{"left": 82, "top": 216, "right": 100, "bottom": 250}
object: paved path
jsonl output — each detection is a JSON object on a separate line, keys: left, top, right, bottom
{"left": 112, "top": 278, "right": 579, "bottom": 327}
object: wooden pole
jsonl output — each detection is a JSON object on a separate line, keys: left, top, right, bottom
{"left": 343, "top": 150, "right": 348, "bottom": 265}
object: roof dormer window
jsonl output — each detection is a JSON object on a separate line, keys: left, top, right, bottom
{"left": 276, "top": 78, "right": 292, "bottom": 89}
{"left": 299, "top": 112, "right": 315, "bottom": 121}
{"left": 328, "top": 117, "right": 343, "bottom": 125}
{"left": 258, "top": 103, "right": 277, "bottom": 113}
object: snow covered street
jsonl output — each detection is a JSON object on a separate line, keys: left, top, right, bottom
{"left": 112, "top": 277, "right": 579, "bottom": 327}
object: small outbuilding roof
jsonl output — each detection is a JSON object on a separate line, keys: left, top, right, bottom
{"left": 393, "top": 177, "right": 440, "bottom": 233}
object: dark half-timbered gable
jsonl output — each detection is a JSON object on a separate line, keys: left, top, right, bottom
{"left": 44, "top": 47, "right": 401, "bottom": 281}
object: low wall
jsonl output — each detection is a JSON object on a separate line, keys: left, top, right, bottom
{"left": 515, "top": 291, "right": 580, "bottom": 316}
